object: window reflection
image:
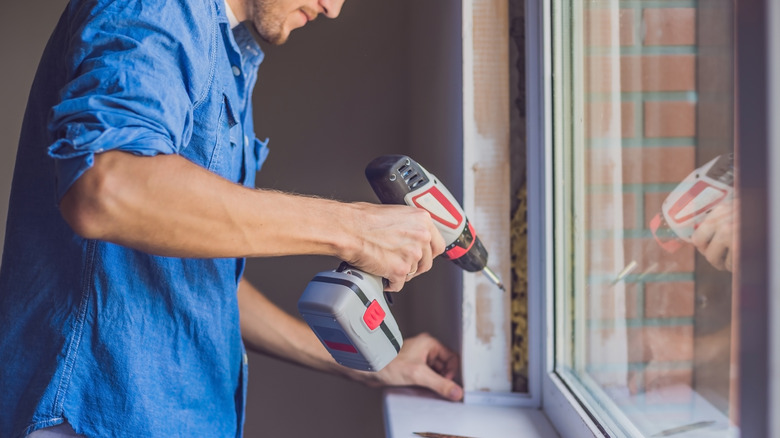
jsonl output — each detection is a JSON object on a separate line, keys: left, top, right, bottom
{"left": 558, "top": 1, "right": 738, "bottom": 436}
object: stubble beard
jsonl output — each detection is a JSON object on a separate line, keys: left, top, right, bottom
{"left": 249, "top": 1, "right": 290, "bottom": 45}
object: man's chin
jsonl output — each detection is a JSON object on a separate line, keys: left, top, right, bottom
{"left": 269, "top": 35, "right": 290, "bottom": 45}
{"left": 252, "top": 24, "right": 291, "bottom": 45}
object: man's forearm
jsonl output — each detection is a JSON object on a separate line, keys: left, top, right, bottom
{"left": 59, "top": 151, "right": 360, "bottom": 259}
{"left": 237, "top": 278, "right": 364, "bottom": 380}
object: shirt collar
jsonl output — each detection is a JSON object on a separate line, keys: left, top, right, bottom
{"left": 232, "top": 25, "right": 264, "bottom": 68}
{"left": 217, "top": 0, "right": 265, "bottom": 69}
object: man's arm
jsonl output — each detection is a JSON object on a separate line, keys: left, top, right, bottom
{"left": 60, "top": 151, "right": 444, "bottom": 290}
{"left": 237, "top": 278, "right": 463, "bottom": 401}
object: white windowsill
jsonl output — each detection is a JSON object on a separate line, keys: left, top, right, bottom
{"left": 383, "top": 388, "right": 560, "bottom": 438}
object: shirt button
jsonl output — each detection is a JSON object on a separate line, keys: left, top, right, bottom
{"left": 244, "top": 135, "right": 249, "bottom": 147}
{"left": 232, "top": 65, "right": 241, "bottom": 77}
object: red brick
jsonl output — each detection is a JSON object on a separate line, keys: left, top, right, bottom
{"left": 586, "top": 146, "right": 695, "bottom": 186}
{"left": 585, "top": 55, "right": 696, "bottom": 93}
{"left": 586, "top": 147, "right": 623, "bottom": 186}
{"left": 587, "top": 325, "right": 693, "bottom": 365}
{"left": 623, "top": 56, "right": 697, "bottom": 92}
{"left": 585, "top": 8, "right": 635, "bottom": 47}
{"left": 644, "top": 101, "right": 697, "bottom": 138}
{"left": 587, "top": 327, "right": 640, "bottom": 364}
{"left": 624, "top": 237, "right": 696, "bottom": 273}
{"left": 645, "top": 281, "right": 695, "bottom": 318}
{"left": 643, "top": 8, "right": 696, "bottom": 46}
{"left": 587, "top": 283, "right": 639, "bottom": 320}
{"left": 586, "top": 191, "right": 638, "bottom": 230}
{"left": 586, "top": 101, "right": 635, "bottom": 138}
{"left": 584, "top": 55, "right": 619, "bottom": 94}
{"left": 644, "top": 191, "right": 670, "bottom": 228}
{"left": 634, "top": 147, "right": 695, "bottom": 184}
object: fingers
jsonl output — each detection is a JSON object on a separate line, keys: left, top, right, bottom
{"left": 372, "top": 333, "right": 463, "bottom": 401}
{"left": 407, "top": 215, "right": 445, "bottom": 282}
{"left": 347, "top": 203, "right": 445, "bottom": 291}
{"left": 691, "top": 202, "right": 735, "bottom": 272}
{"left": 415, "top": 364, "right": 464, "bottom": 401}
{"left": 426, "top": 341, "right": 460, "bottom": 381}
{"left": 427, "top": 217, "right": 446, "bottom": 257}
{"left": 385, "top": 247, "right": 424, "bottom": 291}
{"left": 691, "top": 217, "right": 716, "bottom": 253}
{"left": 382, "top": 210, "right": 443, "bottom": 291}
{"left": 404, "top": 211, "right": 445, "bottom": 282}
{"left": 704, "top": 228, "right": 732, "bottom": 271}
{"left": 385, "top": 277, "right": 405, "bottom": 293}
{"left": 407, "top": 240, "right": 432, "bottom": 282}
{"left": 422, "top": 337, "right": 462, "bottom": 400}
{"left": 724, "top": 247, "right": 733, "bottom": 272}
{"left": 406, "top": 335, "right": 463, "bottom": 401}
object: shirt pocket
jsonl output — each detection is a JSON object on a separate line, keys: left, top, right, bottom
{"left": 241, "top": 137, "right": 270, "bottom": 187}
{"left": 207, "top": 94, "right": 243, "bottom": 183}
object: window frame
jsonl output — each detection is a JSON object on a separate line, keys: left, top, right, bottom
{"left": 527, "top": 0, "right": 605, "bottom": 434}
{"left": 528, "top": 0, "right": 780, "bottom": 436}
{"left": 736, "top": 0, "right": 779, "bottom": 437}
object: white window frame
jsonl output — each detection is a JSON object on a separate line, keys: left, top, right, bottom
{"left": 526, "top": 0, "right": 605, "bottom": 434}
{"left": 526, "top": 0, "right": 780, "bottom": 436}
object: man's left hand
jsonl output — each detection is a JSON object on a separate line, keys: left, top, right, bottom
{"left": 357, "top": 333, "right": 463, "bottom": 401}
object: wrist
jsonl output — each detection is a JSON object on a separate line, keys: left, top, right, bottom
{"left": 335, "top": 363, "right": 382, "bottom": 387}
{"left": 326, "top": 202, "right": 366, "bottom": 262}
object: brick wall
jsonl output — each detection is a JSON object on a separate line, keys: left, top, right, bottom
{"left": 581, "top": 2, "right": 698, "bottom": 405}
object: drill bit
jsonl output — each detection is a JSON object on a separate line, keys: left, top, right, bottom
{"left": 481, "top": 266, "right": 506, "bottom": 292}
{"left": 611, "top": 260, "right": 637, "bottom": 286}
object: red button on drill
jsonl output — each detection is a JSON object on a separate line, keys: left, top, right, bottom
{"left": 363, "top": 299, "right": 385, "bottom": 331}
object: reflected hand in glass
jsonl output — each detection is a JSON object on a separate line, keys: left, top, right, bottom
{"left": 691, "top": 200, "right": 737, "bottom": 272}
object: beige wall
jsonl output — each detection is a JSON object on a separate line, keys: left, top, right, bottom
{"left": 0, "top": 1, "right": 66, "bottom": 250}
{"left": 0, "top": 1, "right": 462, "bottom": 437}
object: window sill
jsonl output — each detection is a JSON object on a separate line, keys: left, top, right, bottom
{"left": 383, "top": 388, "right": 560, "bottom": 438}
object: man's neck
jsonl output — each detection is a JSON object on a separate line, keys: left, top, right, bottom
{"left": 225, "top": 0, "right": 242, "bottom": 28}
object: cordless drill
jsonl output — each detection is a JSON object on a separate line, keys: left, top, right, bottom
{"left": 650, "top": 153, "right": 734, "bottom": 253}
{"left": 298, "top": 155, "right": 504, "bottom": 371}
{"left": 365, "top": 155, "right": 505, "bottom": 290}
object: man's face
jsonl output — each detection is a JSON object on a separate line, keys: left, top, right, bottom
{"left": 248, "top": 0, "right": 345, "bottom": 45}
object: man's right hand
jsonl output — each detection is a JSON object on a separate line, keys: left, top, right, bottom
{"left": 342, "top": 203, "right": 445, "bottom": 292}
{"left": 691, "top": 200, "right": 737, "bottom": 272}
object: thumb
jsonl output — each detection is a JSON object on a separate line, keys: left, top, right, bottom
{"left": 415, "top": 366, "right": 464, "bottom": 401}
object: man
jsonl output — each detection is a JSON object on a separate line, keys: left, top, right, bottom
{"left": 0, "top": 0, "right": 463, "bottom": 436}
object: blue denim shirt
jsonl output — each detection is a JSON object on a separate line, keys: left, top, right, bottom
{"left": 0, "top": 0, "right": 268, "bottom": 436}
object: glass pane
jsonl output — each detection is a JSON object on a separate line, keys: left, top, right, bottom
{"left": 554, "top": 1, "right": 739, "bottom": 436}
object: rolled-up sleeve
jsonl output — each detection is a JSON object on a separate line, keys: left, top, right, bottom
{"left": 47, "top": 0, "right": 213, "bottom": 201}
